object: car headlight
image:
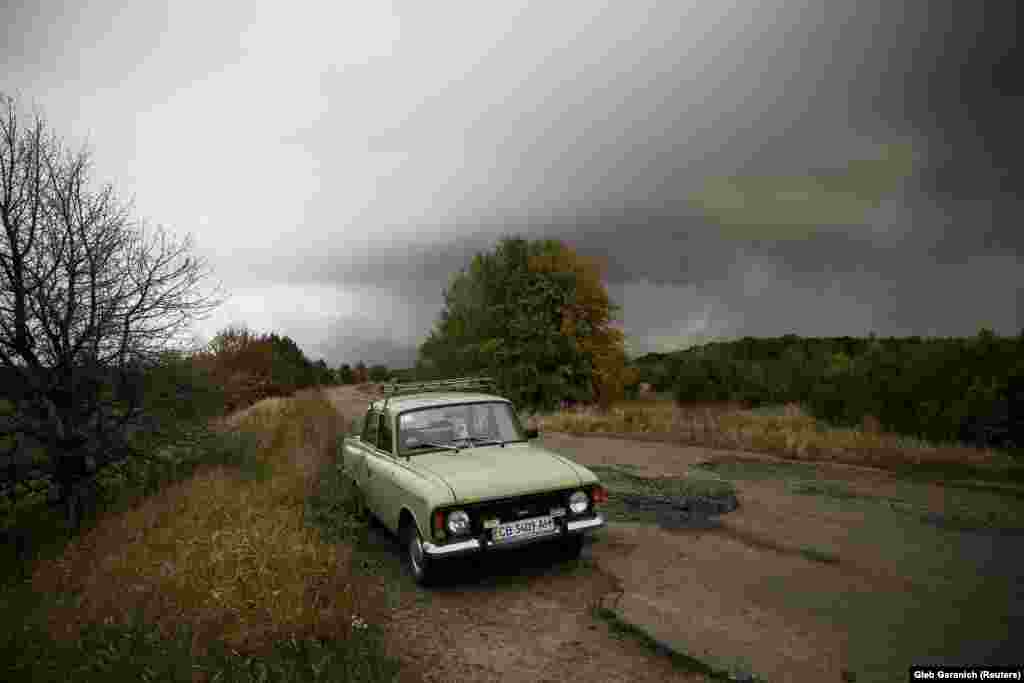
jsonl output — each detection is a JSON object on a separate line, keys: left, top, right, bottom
{"left": 569, "top": 490, "right": 589, "bottom": 515}
{"left": 446, "top": 509, "right": 471, "bottom": 535}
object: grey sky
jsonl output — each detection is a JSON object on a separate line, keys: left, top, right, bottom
{"left": 4, "top": 0, "right": 1020, "bottom": 367}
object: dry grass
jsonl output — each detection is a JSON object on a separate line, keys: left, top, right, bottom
{"left": 535, "top": 399, "right": 1006, "bottom": 470}
{"left": 28, "top": 389, "right": 373, "bottom": 657}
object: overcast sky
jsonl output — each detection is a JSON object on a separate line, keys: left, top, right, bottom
{"left": 4, "top": 0, "right": 1021, "bottom": 366}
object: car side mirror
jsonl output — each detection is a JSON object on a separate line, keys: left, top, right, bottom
{"left": 525, "top": 427, "right": 539, "bottom": 439}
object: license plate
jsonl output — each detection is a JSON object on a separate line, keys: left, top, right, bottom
{"left": 492, "top": 515, "right": 556, "bottom": 543}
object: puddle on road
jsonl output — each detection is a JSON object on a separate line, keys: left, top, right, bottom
{"left": 589, "top": 463, "right": 740, "bottom": 530}
{"left": 615, "top": 491, "right": 734, "bottom": 530}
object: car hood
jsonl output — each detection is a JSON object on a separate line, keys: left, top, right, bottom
{"left": 411, "top": 442, "right": 587, "bottom": 503}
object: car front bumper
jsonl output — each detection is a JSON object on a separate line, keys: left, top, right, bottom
{"left": 422, "top": 513, "right": 605, "bottom": 559}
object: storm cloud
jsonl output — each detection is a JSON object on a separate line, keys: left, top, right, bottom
{"left": 3, "top": 0, "right": 1020, "bottom": 363}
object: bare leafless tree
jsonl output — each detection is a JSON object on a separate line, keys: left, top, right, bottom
{"left": 1, "top": 93, "right": 222, "bottom": 527}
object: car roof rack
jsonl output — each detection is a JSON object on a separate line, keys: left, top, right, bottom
{"left": 380, "top": 376, "right": 496, "bottom": 409}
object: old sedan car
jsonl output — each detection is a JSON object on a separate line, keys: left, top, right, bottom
{"left": 341, "top": 377, "right": 608, "bottom": 585}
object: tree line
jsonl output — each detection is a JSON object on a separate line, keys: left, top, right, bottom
{"left": 634, "top": 331, "right": 1024, "bottom": 450}
{"left": 334, "top": 361, "right": 391, "bottom": 385}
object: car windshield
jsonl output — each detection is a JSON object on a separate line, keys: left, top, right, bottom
{"left": 398, "top": 401, "right": 526, "bottom": 454}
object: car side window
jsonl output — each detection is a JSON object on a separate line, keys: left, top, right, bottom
{"left": 362, "top": 410, "right": 378, "bottom": 447}
{"left": 378, "top": 412, "right": 393, "bottom": 454}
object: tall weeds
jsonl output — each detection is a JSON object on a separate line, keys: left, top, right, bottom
{"left": 536, "top": 399, "right": 1005, "bottom": 470}
{"left": 24, "top": 389, "right": 381, "bottom": 660}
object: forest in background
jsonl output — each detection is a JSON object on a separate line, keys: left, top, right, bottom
{"left": 630, "top": 330, "right": 1024, "bottom": 451}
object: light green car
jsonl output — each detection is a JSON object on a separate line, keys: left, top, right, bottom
{"left": 341, "top": 377, "right": 607, "bottom": 585}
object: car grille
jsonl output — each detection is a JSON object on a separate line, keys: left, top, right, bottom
{"left": 462, "top": 490, "right": 570, "bottom": 534}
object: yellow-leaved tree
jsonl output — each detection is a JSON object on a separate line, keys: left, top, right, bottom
{"left": 528, "top": 244, "right": 638, "bottom": 410}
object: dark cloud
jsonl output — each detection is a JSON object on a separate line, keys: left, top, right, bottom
{"left": 905, "top": 1, "right": 1022, "bottom": 199}
{"left": 10, "top": 0, "right": 1020, "bottom": 364}
{"left": 315, "top": 0, "right": 1021, "bottom": 351}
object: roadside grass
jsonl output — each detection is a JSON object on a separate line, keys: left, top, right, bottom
{"left": 1, "top": 389, "right": 401, "bottom": 682}
{"left": 2, "top": 602, "right": 395, "bottom": 683}
{"left": 1, "top": 433, "right": 183, "bottom": 589}
{"left": 798, "top": 545, "right": 841, "bottom": 565}
{"left": 692, "top": 459, "right": 822, "bottom": 482}
{"left": 589, "top": 463, "right": 736, "bottom": 500}
{"left": 534, "top": 399, "right": 1018, "bottom": 475}
{"left": 536, "top": 398, "right": 680, "bottom": 435}
{"left": 303, "top": 439, "right": 424, "bottom": 606}
{"left": 305, "top": 458, "right": 370, "bottom": 547}
{"left": 787, "top": 480, "right": 861, "bottom": 500}
{"left": 0, "top": 426, "right": 268, "bottom": 589}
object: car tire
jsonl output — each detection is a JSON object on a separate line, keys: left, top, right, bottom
{"left": 402, "top": 521, "right": 437, "bottom": 586}
{"left": 561, "top": 533, "right": 585, "bottom": 561}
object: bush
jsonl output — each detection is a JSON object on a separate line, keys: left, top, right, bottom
{"left": 196, "top": 326, "right": 332, "bottom": 411}
{"left": 142, "top": 353, "right": 227, "bottom": 431}
{"left": 368, "top": 364, "right": 390, "bottom": 383}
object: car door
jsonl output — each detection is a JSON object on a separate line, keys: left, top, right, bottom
{"left": 342, "top": 412, "right": 370, "bottom": 478}
{"left": 365, "top": 410, "right": 401, "bottom": 530}
{"left": 347, "top": 410, "right": 378, "bottom": 502}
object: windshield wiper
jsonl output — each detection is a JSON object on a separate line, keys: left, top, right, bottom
{"left": 466, "top": 436, "right": 505, "bottom": 448}
{"left": 405, "top": 438, "right": 504, "bottom": 453}
{"left": 414, "top": 441, "right": 461, "bottom": 453}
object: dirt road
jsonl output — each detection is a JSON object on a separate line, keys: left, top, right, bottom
{"left": 545, "top": 432, "right": 1022, "bottom": 682}
{"left": 326, "top": 387, "right": 1022, "bottom": 682}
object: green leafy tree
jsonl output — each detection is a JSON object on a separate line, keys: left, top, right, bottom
{"left": 140, "top": 351, "right": 225, "bottom": 433}
{"left": 368, "top": 364, "right": 390, "bottom": 382}
{"left": 338, "top": 363, "right": 354, "bottom": 384}
{"left": 265, "top": 333, "right": 313, "bottom": 391}
{"left": 418, "top": 236, "right": 635, "bottom": 411}
{"left": 314, "top": 359, "right": 332, "bottom": 385}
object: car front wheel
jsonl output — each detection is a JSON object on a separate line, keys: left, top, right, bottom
{"left": 402, "top": 521, "right": 437, "bottom": 586}
{"left": 559, "top": 533, "right": 585, "bottom": 561}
